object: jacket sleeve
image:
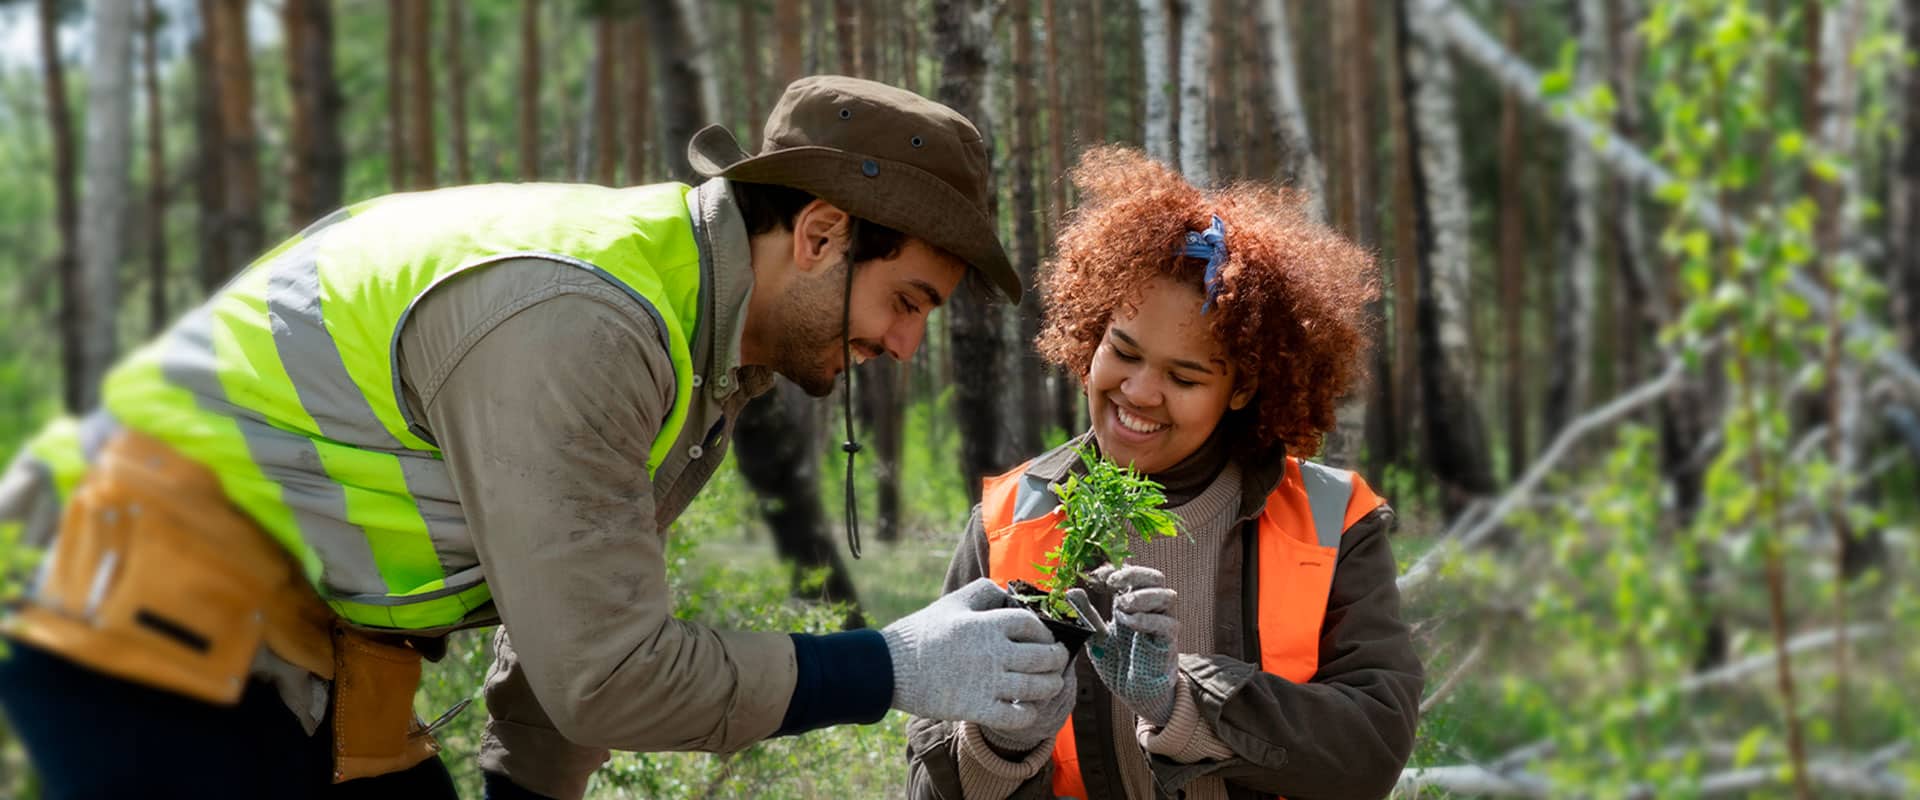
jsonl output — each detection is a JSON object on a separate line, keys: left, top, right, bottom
{"left": 1154, "top": 505, "right": 1424, "bottom": 800}
{"left": 399, "top": 261, "right": 797, "bottom": 797}
{"left": 905, "top": 507, "right": 1060, "bottom": 800}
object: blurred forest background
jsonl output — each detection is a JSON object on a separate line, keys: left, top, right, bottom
{"left": 1, "top": 0, "right": 1917, "bottom": 797}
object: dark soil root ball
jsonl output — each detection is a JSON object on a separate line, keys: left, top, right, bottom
{"left": 1006, "top": 579, "right": 1097, "bottom": 657}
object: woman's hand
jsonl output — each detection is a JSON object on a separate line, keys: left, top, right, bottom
{"left": 1073, "top": 565, "right": 1181, "bottom": 726}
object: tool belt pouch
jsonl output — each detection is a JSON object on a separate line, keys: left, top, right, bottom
{"left": 9, "top": 433, "right": 283, "bottom": 705}
{"left": 330, "top": 624, "right": 440, "bottom": 783}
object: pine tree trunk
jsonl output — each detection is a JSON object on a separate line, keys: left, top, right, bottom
{"left": 1396, "top": 0, "right": 1494, "bottom": 510}
{"left": 208, "top": 0, "right": 261, "bottom": 285}
{"left": 387, "top": 2, "right": 406, "bottom": 189}
{"left": 856, "top": 361, "right": 904, "bottom": 542}
{"left": 1605, "top": 0, "right": 1655, "bottom": 396}
{"left": 777, "top": 0, "right": 803, "bottom": 87}
{"left": 190, "top": 13, "right": 227, "bottom": 296}
{"left": 935, "top": 0, "right": 1010, "bottom": 501}
{"left": 590, "top": 12, "right": 618, "bottom": 185}
{"left": 1176, "top": 0, "right": 1209, "bottom": 181}
{"left": 286, "top": 0, "right": 344, "bottom": 228}
{"left": 1010, "top": 0, "right": 1045, "bottom": 457}
{"left": 447, "top": 1, "right": 469, "bottom": 184}
{"left": 1206, "top": 0, "right": 1231, "bottom": 181}
{"left": 623, "top": 16, "right": 651, "bottom": 183}
{"left": 1385, "top": 3, "right": 1418, "bottom": 470}
{"left": 741, "top": 0, "right": 763, "bottom": 143}
{"left": 1139, "top": 0, "right": 1174, "bottom": 164}
{"left": 1043, "top": 0, "right": 1065, "bottom": 226}
{"left": 143, "top": 0, "right": 168, "bottom": 333}
{"left": 859, "top": 0, "right": 879, "bottom": 79}
{"left": 404, "top": 0, "right": 435, "bottom": 189}
{"left": 835, "top": 0, "right": 858, "bottom": 74}
{"left": 1896, "top": 0, "right": 1920, "bottom": 364}
{"left": 733, "top": 382, "right": 865, "bottom": 624}
{"left": 39, "top": 0, "right": 79, "bottom": 410}
{"left": 519, "top": 0, "right": 541, "bottom": 180}
{"left": 77, "top": 0, "right": 135, "bottom": 410}
{"left": 645, "top": 0, "right": 712, "bottom": 182}
{"left": 1544, "top": 0, "right": 1601, "bottom": 439}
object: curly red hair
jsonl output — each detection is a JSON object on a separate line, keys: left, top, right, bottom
{"left": 1037, "top": 147, "right": 1379, "bottom": 456}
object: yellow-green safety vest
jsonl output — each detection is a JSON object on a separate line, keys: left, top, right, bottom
{"left": 100, "top": 182, "right": 705, "bottom": 629}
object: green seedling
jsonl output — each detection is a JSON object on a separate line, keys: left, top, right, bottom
{"left": 1025, "top": 444, "right": 1180, "bottom": 620}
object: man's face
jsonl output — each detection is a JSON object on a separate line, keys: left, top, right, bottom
{"left": 767, "top": 238, "right": 966, "bottom": 396}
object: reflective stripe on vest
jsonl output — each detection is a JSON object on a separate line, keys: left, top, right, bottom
{"left": 981, "top": 455, "right": 1384, "bottom": 799}
{"left": 101, "top": 183, "right": 705, "bottom": 629}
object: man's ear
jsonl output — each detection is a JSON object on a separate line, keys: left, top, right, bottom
{"left": 791, "top": 200, "right": 853, "bottom": 274}
{"left": 1229, "top": 377, "right": 1257, "bottom": 411}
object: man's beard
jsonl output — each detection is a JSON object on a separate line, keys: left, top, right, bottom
{"left": 766, "top": 258, "right": 851, "bottom": 397}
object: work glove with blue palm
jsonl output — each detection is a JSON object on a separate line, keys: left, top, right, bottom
{"left": 1066, "top": 565, "right": 1180, "bottom": 727}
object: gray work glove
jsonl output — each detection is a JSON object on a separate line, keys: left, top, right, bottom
{"left": 1067, "top": 565, "right": 1180, "bottom": 726}
{"left": 980, "top": 654, "right": 1077, "bottom": 752}
{"left": 882, "top": 577, "right": 1072, "bottom": 730}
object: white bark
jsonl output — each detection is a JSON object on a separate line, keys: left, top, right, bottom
{"left": 1253, "top": 0, "right": 1324, "bottom": 219}
{"left": 78, "top": 0, "right": 136, "bottom": 409}
{"left": 1175, "top": 0, "right": 1209, "bottom": 182}
{"left": 1409, "top": 0, "right": 1920, "bottom": 397}
{"left": 676, "top": 0, "right": 722, "bottom": 127}
{"left": 1138, "top": 0, "right": 1174, "bottom": 164}
{"left": 1406, "top": 0, "right": 1476, "bottom": 420}
{"left": 1545, "top": 0, "right": 1602, "bottom": 433}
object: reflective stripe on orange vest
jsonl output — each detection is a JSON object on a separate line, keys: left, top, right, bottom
{"left": 981, "top": 455, "right": 1383, "bottom": 799}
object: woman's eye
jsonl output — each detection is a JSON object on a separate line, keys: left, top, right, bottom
{"left": 1169, "top": 373, "right": 1199, "bottom": 388}
{"left": 1112, "top": 348, "right": 1141, "bottom": 362}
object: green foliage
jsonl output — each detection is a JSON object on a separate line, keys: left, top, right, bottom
{"left": 1030, "top": 445, "right": 1178, "bottom": 618}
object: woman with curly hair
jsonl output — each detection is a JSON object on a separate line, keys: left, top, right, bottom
{"left": 906, "top": 148, "right": 1423, "bottom": 800}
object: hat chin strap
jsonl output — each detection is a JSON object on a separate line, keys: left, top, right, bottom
{"left": 840, "top": 262, "right": 864, "bottom": 559}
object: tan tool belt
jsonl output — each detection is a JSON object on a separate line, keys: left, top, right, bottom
{"left": 5, "top": 430, "right": 441, "bottom": 782}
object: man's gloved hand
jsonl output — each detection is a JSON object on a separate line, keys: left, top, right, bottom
{"left": 882, "top": 578, "right": 1071, "bottom": 730}
{"left": 979, "top": 654, "right": 1077, "bottom": 752}
{"left": 1069, "top": 565, "right": 1180, "bottom": 726}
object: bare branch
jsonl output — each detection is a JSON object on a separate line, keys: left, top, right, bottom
{"left": 1419, "top": 628, "right": 1489, "bottom": 715}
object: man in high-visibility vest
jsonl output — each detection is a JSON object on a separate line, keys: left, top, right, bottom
{"left": 0, "top": 76, "right": 1074, "bottom": 800}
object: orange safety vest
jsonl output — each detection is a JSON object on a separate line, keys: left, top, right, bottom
{"left": 981, "top": 455, "right": 1383, "bottom": 800}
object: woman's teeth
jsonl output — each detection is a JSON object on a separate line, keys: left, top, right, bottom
{"left": 1116, "top": 406, "right": 1167, "bottom": 434}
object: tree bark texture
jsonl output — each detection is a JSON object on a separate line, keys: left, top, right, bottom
{"left": 387, "top": 2, "right": 406, "bottom": 189}
{"left": 777, "top": 0, "right": 804, "bottom": 87}
{"left": 143, "top": 0, "right": 168, "bottom": 333}
{"left": 39, "top": 0, "right": 80, "bottom": 410}
{"left": 207, "top": 0, "right": 261, "bottom": 288}
{"left": 286, "top": 0, "right": 345, "bottom": 228}
{"left": 1498, "top": 1, "right": 1527, "bottom": 478}
{"left": 403, "top": 0, "right": 435, "bottom": 189}
{"left": 447, "top": 0, "right": 469, "bottom": 184}
{"left": 1896, "top": 0, "right": 1920, "bottom": 364}
{"left": 645, "top": 0, "right": 714, "bottom": 182}
{"left": 1254, "top": 0, "right": 1324, "bottom": 215}
{"left": 835, "top": 0, "right": 858, "bottom": 73}
{"left": 1011, "top": 0, "right": 1045, "bottom": 457}
{"left": 1139, "top": 0, "right": 1174, "bottom": 165}
{"left": 519, "top": 0, "right": 541, "bottom": 180}
{"left": 742, "top": 0, "right": 763, "bottom": 143}
{"left": 190, "top": 16, "right": 227, "bottom": 296}
{"left": 1544, "top": 0, "right": 1601, "bottom": 439}
{"left": 1175, "top": 0, "right": 1209, "bottom": 182}
{"left": 733, "top": 381, "right": 865, "bottom": 624}
{"left": 590, "top": 12, "right": 618, "bottom": 185}
{"left": 1397, "top": 0, "right": 1495, "bottom": 509}
{"left": 76, "top": 0, "right": 135, "bottom": 411}
{"left": 623, "top": 16, "right": 652, "bottom": 184}
{"left": 935, "top": 0, "right": 1011, "bottom": 500}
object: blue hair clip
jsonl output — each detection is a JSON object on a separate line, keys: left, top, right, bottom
{"left": 1180, "top": 215, "right": 1229, "bottom": 313}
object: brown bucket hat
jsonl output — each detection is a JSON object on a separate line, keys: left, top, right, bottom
{"left": 688, "top": 75, "right": 1020, "bottom": 303}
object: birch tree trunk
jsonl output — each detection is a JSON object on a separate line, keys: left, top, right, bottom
{"left": 1397, "top": 0, "right": 1495, "bottom": 509}
{"left": 1139, "top": 0, "right": 1175, "bottom": 164}
{"left": 76, "top": 0, "right": 135, "bottom": 410}
{"left": 1497, "top": 1, "right": 1526, "bottom": 476}
{"left": 1175, "top": 0, "right": 1209, "bottom": 182}
{"left": 518, "top": 0, "right": 541, "bottom": 180}
{"left": 1544, "top": 0, "right": 1601, "bottom": 439}
{"left": 1254, "top": 0, "right": 1325, "bottom": 218}
{"left": 286, "top": 0, "right": 344, "bottom": 228}
{"left": 936, "top": 0, "right": 1012, "bottom": 500}
{"left": 143, "top": 0, "right": 167, "bottom": 333}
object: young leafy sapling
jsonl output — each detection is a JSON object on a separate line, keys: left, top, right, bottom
{"left": 1030, "top": 445, "right": 1180, "bottom": 619}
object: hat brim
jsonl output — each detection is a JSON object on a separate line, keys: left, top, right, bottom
{"left": 688, "top": 124, "right": 1020, "bottom": 304}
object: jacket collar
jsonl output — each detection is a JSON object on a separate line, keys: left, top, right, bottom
{"left": 687, "top": 178, "right": 774, "bottom": 401}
